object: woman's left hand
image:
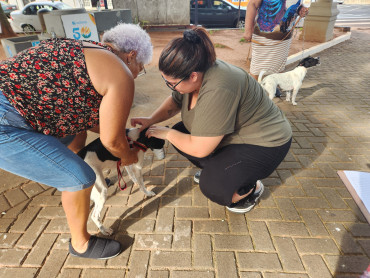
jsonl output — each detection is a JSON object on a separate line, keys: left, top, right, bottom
{"left": 146, "top": 126, "right": 171, "bottom": 140}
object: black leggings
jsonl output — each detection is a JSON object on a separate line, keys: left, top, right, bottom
{"left": 172, "top": 122, "right": 292, "bottom": 206}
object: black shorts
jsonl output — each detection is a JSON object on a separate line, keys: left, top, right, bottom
{"left": 172, "top": 122, "right": 292, "bottom": 206}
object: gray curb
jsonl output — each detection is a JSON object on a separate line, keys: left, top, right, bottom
{"left": 286, "top": 32, "right": 352, "bottom": 65}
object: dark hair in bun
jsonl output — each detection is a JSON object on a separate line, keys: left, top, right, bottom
{"left": 183, "top": 30, "right": 201, "bottom": 44}
{"left": 159, "top": 27, "right": 216, "bottom": 79}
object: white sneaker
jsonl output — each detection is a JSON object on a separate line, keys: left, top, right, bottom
{"left": 226, "top": 180, "right": 264, "bottom": 214}
{"left": 194, "top": 170, "right": 201, "bottom": 183}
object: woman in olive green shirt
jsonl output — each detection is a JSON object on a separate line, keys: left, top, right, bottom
{"left": 131, "top": 27, "right": 292, "bottom": 213}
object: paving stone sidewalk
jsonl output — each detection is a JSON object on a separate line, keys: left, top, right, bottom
{"left": 1, "top": 30, "right": 369, "bottom": 278}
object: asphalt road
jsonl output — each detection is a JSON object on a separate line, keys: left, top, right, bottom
{"left": 336, "top": 4, "right": 370, "bottom": 28}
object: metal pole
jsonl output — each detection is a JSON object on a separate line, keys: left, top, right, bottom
{"left": 195, "top": 0, "right": 198, "bottom": 26}
{"left": 238, "top": 0, "right": 241, "bottom": 24}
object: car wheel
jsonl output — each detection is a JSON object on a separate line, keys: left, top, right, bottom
{"left": 235, "top": 18, "right": 245, "bottom": 29}
{"left": 22, "top": 24, "right": 36, "bottom": 33}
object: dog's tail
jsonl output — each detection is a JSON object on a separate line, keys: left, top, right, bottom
{"left": 258, "top": 70, "right": 266, "bottom": 83}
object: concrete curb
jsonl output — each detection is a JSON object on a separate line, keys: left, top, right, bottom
{"left": 286, "top": 32, "right": 352, "bottom": 65}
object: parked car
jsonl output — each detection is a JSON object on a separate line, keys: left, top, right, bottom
{"left": 0, "top": 1, "right": 17, "bottom": 18}
{"left": 190, "top": 0, "right": 246, "bottom": 28}
{"left": 10, "top": 1, "right": 73, "bottom": 32}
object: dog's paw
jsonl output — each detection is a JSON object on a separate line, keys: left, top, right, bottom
{"left": 100, "top": 226, "right": 114, "bottom": 236}
{"left": 292, "top": 102, "right": 298, "bottom": 106}
{"left": 153, "top": 148, "right": 165, "bottom": 160}
{"left": 144, "top": 190, "right": 156, "bottom": 197}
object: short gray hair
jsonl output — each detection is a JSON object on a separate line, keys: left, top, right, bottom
{"left": 102, "top": 23, "right": 153, "bottom": 65}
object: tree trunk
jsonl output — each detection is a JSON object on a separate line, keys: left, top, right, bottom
{"left": 0, "top": 5, "right": 17, "bottom": 38}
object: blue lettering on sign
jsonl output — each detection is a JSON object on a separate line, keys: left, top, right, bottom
{"left": 6, "top": 45, "right": 13, "bottom": 57}
{"left": 73, "top": 27, "right": 81, "bottom": 40}
{"left": 31, "top": 41, "right": 40, "bottom": 47}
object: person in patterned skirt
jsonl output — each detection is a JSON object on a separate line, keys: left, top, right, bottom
{"left": 0, "top": 23, "right": 152, "bottom": 259}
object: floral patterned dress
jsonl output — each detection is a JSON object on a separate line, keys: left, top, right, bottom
{"left": 0, "top": 38, "right": 111, "bottom": 137}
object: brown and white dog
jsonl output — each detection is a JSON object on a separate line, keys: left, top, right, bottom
{"left": 77, "top": 128, "right": 165, "bottom": 235}
{"left": 258, "top": 56, "right": 320, "bottom": 105}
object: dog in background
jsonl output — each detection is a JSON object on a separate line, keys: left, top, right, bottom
{"left": 258, "top": 56, "right": 320, "bottom": 105}
{"left": 77, "top": 128, "right": 165, "bottom": 235}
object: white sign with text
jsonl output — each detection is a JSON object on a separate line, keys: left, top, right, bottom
{"left": 61, "top": 13, "right": 99, "bottom": 42}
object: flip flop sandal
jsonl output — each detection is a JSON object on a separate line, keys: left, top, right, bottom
{"left": 69, "top": 236, "right": 122, "bottom": 260}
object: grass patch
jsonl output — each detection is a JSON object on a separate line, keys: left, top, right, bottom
{"left": 214, "top": 43, "right": 227, "bottom": 48}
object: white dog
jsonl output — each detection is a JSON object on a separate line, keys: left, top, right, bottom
{"left": 258, "top": 56, "right": 320, "bottom": 105}
{"left": 77, "top": 128, "right": 165, "bottom": 235}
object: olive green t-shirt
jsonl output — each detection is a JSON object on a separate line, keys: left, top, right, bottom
{"left": 172, "top": 59, "right": 292, "bottom": 149}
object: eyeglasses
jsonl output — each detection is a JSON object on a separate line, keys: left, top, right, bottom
{"left": 137, "top": 66, "right": 146, "bottom": 77}
{"left": 161, "top": 75, "right": 188, "bottom": 91}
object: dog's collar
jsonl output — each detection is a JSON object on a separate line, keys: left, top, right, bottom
{"left": 127, "top": 136, "right": 148, "bottom": 152}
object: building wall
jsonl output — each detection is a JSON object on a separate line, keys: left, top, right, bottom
{"left": 111, "top": 0, "right": 190, "bottom": 25}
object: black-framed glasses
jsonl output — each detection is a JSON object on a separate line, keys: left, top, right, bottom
{"left": 137, "top": 66, "right": 146, "bottom": 77}
{"left": 161, "top": 74, "right": 188, "bottom": 91}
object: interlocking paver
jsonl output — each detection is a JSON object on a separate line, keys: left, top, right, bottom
{"left": 0, "top": 219, "right": 14, "bottom": 232}
{"left": 16, "top": 218, "right": 49, "bottom": 248}
{"left": 302, "top": 255, "right": 332, "bottom": 278}
{"left": 274, "top": 236, "right": 304, "bottom": 271}
{"left": 151, "top": 251, "right": 192, "bottom": 268}
{"left": 275, "top": 198, "right": 301, "bottom": 221}
{"left": 83, "top": 268, "right": 126, "bottom": 278}
{"left": 299, "top": 210, "right": 329, "bottom": 236}
{"left": 248, "top": 221, "right": 275, "bottom": 251}
{"left": 0, "top": 233, "right": 21, "bottom": 248}
{"left": 0, "top": 267, "right": 39, "bottom": 278}
{"left": 268, "top": 222, "right": 309, "bottom": 237}
{"left": 23, "top": 233, "right": 58, "bottom": 267}
{"left": 154, "top": 207, "right": 174, "bottom": 232}
{"left": 134, "top": 234, "right": 172, "bottom": 249}
{"left": 325, "top": 255, "right": 370, "bottom": 274}
{"left": 295, "top": 238, "right": 340, "bottom": 254}
{"left": 0, "top": 28, "right": 370, "bottom": 277}
{"left": 238, "top": 252, "right": 282, "bottom": 270}
{"left": 172, "top": 270, "right": 215, "bottom": 278}
{"left": 215, "top": 251, "right": 238, "bottom": 278}
{"left": 326, "top": 223, "right": 363, "bottom": 254}
{"left": 173, "top": 220, "right": 191, "bottom": 249}
{"left": 9, "top": 206, "right": 40, "bottom": 232}
{"left": 37, "top": 249, "right": 69, "bottom": 278}
{"left": 0, "top": 248, "right": 29, "bottom": 266}
{"left": 21, "top": 182, "right": 45, "bottom": 198}
{"left": 149, "top": 270, "right": 170, "bottom": 278}
{"left": 228, "top": 212, "right": 249, "bottom": 234}
{"left": 193, "top": 234, "right": 213, "bottom": 267}
{"left": 194, "top": 220, "right": 229, "bottom": 233}
{"left": 214, "top": 234, "right": 253, "bottom": 251}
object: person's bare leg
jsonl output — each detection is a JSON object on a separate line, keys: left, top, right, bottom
{"left": 62, "top": 186, "right": 93, "bottom": 253}
{"left": 68, "top": 131, "right": 87, "bottom": 153}
{"left": 231, "top": 182, "right": 261, "bottom": 203}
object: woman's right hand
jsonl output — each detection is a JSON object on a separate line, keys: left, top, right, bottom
{"left": 131, "top": 117, "right": 153, "bottom": 131}
{"left": 243, "top": 30, "right": 253, "bottom": 42}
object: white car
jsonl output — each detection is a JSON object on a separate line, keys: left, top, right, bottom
{"left": 10, "top": 1, "right": 73, "bottom": 32}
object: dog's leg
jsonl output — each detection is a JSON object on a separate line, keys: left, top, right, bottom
{"left": 291, "top": 87, "right": 300, "bottom": 106}
{"left": 90, "top": 168, "right": 113, "bottom": 235}
{"left": 153, "top": 148, "right": 165, "bottom": 160}
{"left": 286, "top": 91, "right": 291, "bottom": 102}
{"left": 125, "top": 163, "right": 156, "bottom": 197}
